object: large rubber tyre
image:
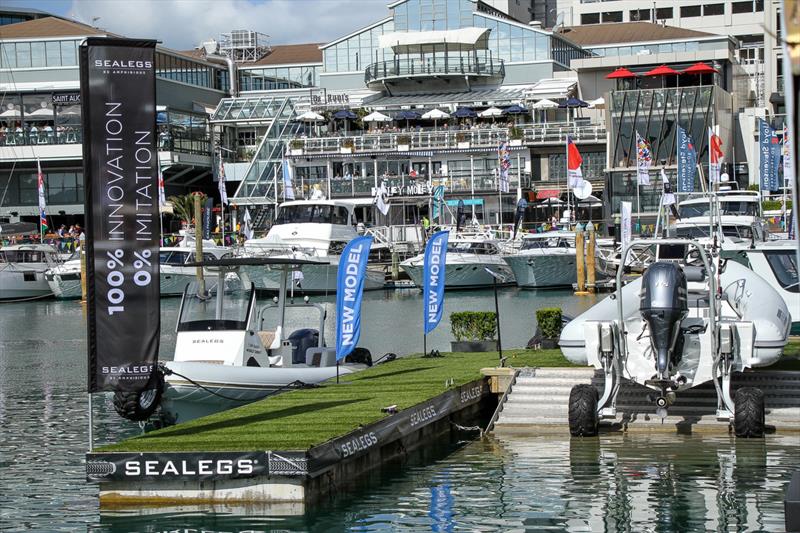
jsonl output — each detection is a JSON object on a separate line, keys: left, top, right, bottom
{"left": 734, "top": 387, "right": 765, "bottom": 438}
{"left": 112, "top": 372, "right": 164, "bottom": 422}
{"left": 568, "top": 384, "right": 599, "bottom": 437}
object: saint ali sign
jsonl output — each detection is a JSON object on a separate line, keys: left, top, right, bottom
{"left": 80, "top": 38, "right": 161, "bottom": 393}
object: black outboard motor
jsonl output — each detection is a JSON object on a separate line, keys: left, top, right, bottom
{"left": 288, "top": 328, "right": 319, "bottom": 364}
{"left": 640, "top": 262, "right": 688, "bottom": 380}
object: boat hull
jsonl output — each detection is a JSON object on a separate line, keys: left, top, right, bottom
{"left": 401, "top": 259, "right": 515, "bottom": 289}
{"left": 503, "top": 251, "right": 576, "bottom": 288}
{"left": 242, "top": 263, "right": 385, "bottom": 294}
{"left": 160, "top": 360, "right": 360, "bottom": 423}
{"left": 0, "top": 268, "right": 52, "bottom": 300}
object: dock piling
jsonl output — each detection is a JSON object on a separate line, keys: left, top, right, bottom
{"left": 586, "top": 222, "right": 596, "bottom": 294}
{"left": 574, "top": 223, "right": 588, "bottom": 295}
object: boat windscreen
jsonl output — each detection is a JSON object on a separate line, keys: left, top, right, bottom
{"left": 764, "top": 250, "right": 799, "bottom": 293}
{"left": 521, "top": 237, "right": 570, "bottom": 250}
{"left": 276, "top": 205, "right": 350, "bottom": 225}
{"left": 177, "top": 277, "right": 254, "bottom": 331}
{"left": 679, "top": 200, "right": 758, "bottom": 218}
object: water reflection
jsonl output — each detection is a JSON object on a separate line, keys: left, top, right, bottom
{"left": 89, "top": 434, "right": 797, "bottom": 533}
{"left": 1, "top": 295, "right": 795, "bottom": 531}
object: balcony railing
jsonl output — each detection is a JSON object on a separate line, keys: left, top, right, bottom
{"left": 0, "top": 126, "right": 82, "bottom": 147}
{"left": 364, "top": 54, "right": 504, "bottom": 86}
{"left": 289, "top": 122, "right": 606, "bottom": 156}
{"left": 158, "top": 126, "right": 211, "bottom": 156}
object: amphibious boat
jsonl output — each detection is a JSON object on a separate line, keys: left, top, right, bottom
{"left": 112, "top": 257, "right": 371, "bottom": 426}
{"left": 559, "top": 238, "right": 790, "bottom": 438}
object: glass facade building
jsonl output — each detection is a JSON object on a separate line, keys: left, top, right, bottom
{"left": 155, "top": 52, "right": 228, "bottom": 91}
{"left": 606, "top": 86, "right": 733, "bottom": 215}
{"left": 239, "top": 65, "right": 320, "bottom": 91}
{"left": 0, "top": 39, "right": 80, "bottom": 68}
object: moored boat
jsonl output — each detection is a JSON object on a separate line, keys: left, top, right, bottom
{"left": 0, "top": 243, "right": 60, "bottom": 300}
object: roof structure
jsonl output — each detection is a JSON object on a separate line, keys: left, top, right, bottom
{"left": 248, "top": 43, "right": 324, "bottom": 66}
{"left": 0, "top": 16, "right": 110, "bottom": 39}
{"left": 558, "top": 22, "right": 715, "bottom": 47}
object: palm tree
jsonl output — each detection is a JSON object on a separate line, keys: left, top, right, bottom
{"left": 167, "top": 193, "right": 206, "bottom": 226}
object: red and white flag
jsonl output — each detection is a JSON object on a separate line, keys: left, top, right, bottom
{"left": 566, "top": 136, "right": 583, "bottom": 188}
{"left": 708, "top": 127, "right": 724, "bottom": 183}
{"left": 37, "top": 158, "right": 47, "bottom": 234}
{"left": 157, "top": 163, "right": 166, "bottom": 207}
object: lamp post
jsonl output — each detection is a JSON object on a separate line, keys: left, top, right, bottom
{"left": 484, "top": 267, "right": 505, "bottom": 366}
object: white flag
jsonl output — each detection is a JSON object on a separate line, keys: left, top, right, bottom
{"left": 242, "top": 208, "right": 253, "bottom": 240}
{"left": 661, "top": 168, "right": 676, "bottom": 206}
{"left": 375, "top": 181, "right": 390, "bottom": 216}
{"left": 282, "top": 159, "right": 295, "bottom": 200}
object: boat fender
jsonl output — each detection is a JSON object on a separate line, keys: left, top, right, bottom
{"left": 111, "top": 368, "right": 165, "bottom": 422}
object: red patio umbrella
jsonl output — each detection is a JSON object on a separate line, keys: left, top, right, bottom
{"left": 645, "top": 64, "right": 680, "bottom": 76}
{"left": 681, "top": 62, "right": 718, "bottom": 75}
{"left": 606, "top": 67, "right": 636, "bottom": 79}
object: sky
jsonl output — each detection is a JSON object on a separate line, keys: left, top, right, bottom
{"left": 24, "top": 0, "right": 389, "bottom": 50}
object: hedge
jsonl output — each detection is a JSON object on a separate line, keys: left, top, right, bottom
{"left": 536, "top": 307, "right": 563, "bottom": 339}
{"left": 450, "top": 311, "right": 497, "bottom": 341}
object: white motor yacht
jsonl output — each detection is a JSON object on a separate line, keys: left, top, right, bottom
{"left": 400, "top": 233, "right": 515, "bottom": 289}
{"left": 0, "top": 243, "right": 61, "bottom": 300}
{"left": 503, "top": 231, "right": 576, "bottom": 288}
{"left": 45, "top": 236, "right": 230, "bottom": 299}
{"left": 242, "top": 199, "right": 385, "bottom": 293}
{"left": 111, "top": 257, "right": 371, "bottom": 425}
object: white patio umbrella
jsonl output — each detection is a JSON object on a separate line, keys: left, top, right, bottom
{"left": 587, "top": 97, "right": 605, "bottom": 109}
{"left": 296, "top": 110, "right": 325, "bottom": 121}
{"left": 295, "top": 110, "right": 325, "bottom": 136}
{"left": 421, "top": 108, "right": 450, "bottom": 129}
{"left": 532, "top": 99, "right": 559, "bottom": 124}
{"left": 363, "top": 111, "right": 392, "bottom": 123}
{"left": 479, "top": 106, "right": 503, "bottom": 118}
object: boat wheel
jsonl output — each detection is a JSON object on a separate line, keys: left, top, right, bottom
{"left": 734, "top": 387, "right": 765, "bottom": 438}
{"left": 112, "top": 371, "right": 165, "bottom": 422}
{"left": 568, "top": 384, "right": 599, "bottom": 437}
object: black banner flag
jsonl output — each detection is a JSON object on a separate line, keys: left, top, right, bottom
{"left": 80, "top": 38, "right": 161, "bottom": 393}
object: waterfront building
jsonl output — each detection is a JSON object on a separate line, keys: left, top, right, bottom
{"left": 557, "top": 0, "right": 785, "bottom": 112}
{"left": 0, "top": 16, "right": 229, "bottom": 229}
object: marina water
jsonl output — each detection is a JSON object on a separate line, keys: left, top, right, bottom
{"left": 1, "top": 289, "right": 796, "bottom": 531}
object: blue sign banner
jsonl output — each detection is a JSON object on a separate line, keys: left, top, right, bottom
{"left": 759, "top": 118, "right": 775, "bottom": 191}
{"left": 432, "top": 185, "right": 445, "bottom": 221}
{"left": 335, "top": 235, "right": 373, "bottom": 361}
{"left": 677, "top": 126, "right": 697, "bottom": 193}
{"left": 769, "top": 130, "right": 781, "bottom": 191}
{"left": 423, "top": 230, "right": 449, "bottom": 335}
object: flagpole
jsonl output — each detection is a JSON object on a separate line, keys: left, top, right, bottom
{"left": 565, "top": 138, "right": 569, "bottom": 229}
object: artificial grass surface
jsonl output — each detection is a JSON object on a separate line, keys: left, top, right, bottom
{"left": 101, "top": 348, "right": 576, "bottom": 453}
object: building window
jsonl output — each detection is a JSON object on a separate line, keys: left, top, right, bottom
{"left": 630, "top": 9, "right": 650, "bottom": 22}
{"left": 580, "top": 13, "right": 600, "bottom": 24}
{"left": 732, "top": 1, "right": 754, "bottom": 14}
{"left": 602, "top": 11, "right": 623, "bottom": 23}
{"left": 655, "top": 7, "right": 673, "bottom": 19}
{"left": 704, "top": 4, "right": 724, "bottom": 16}
{"left": 681, "top": 5, "right": 701, "bottom": 17}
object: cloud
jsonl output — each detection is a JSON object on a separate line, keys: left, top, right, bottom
{"left": 67, "top": 0, "right": 389, "bottom": 50}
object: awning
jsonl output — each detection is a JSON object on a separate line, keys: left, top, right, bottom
{"left": 536, "top": 189, "right": 561, "bottom": 200}
{"left": 523, "top": 78, "right": 577, "bottom": 100}
{"left": 379, "top": 28, "right": 491, "bottom": 53}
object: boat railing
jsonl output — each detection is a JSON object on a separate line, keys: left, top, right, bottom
{"left": 242, "top": 242, "right": 322, "bottom": 259}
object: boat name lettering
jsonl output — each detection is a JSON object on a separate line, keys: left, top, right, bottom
{"left": 192, "top": 338, "right": 224, "bottom": 344}
{"left": 340, "top": 431, "right": 378, "bottom": 458}
{"left": 410, "top": 405, "right": 437, "bottom": 427}
{"left": 101, "top": 364, "right": 154, "bottom": 375}
{"left": 122, "top": 458, "right": 254, "bottom": 477}
{"left": 460, "top": 385, "right": 482, "bottom": 403}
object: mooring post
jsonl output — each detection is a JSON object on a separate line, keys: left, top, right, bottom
{"left": 194, "top": 194, "right": 205, "bottom": 295}
{"left": 80, "top": 244, "right": 87, "bottom": 303}
{"left": 586, "top": 221, "right": 596, "bottom": 294}
{"left": 574, "top": 222, "right": 587, "bottom": 294}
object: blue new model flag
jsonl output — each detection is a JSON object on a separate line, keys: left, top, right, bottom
{"left": 677, "top": 126, "right": 697, "bottom": 193}
{"left": 335, "top": 235, "right": 373, "bottom": 361}
{"left": 423, "top": 230, "right": 449, "bottom": 335}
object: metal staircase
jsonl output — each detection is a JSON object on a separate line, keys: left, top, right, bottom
{"left": 232, "top": 96, "right": 300, "bottom": 205}
{"left": 492, "top": 369, "right": 800, "bottom": 432}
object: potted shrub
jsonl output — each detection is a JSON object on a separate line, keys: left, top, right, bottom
{"left": 340, "top": 138, "right": 355, "bottom": 154}
{"left": 397, "top": 134, "right": 411, "bottom": 152}
{"left": 535, "top": 307, "right": 563, "bottom": 349}
{"left": 509, "top": 126, "right": 523, "bottom": 146}
{"left": 289, "top": 138, "right": 304, "bottom": 156}
{"left": 456, "top": 131, "right": 471, "bottom": 149}
{"left": 450, "top": 311, "right": 498, "bottom": 352}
